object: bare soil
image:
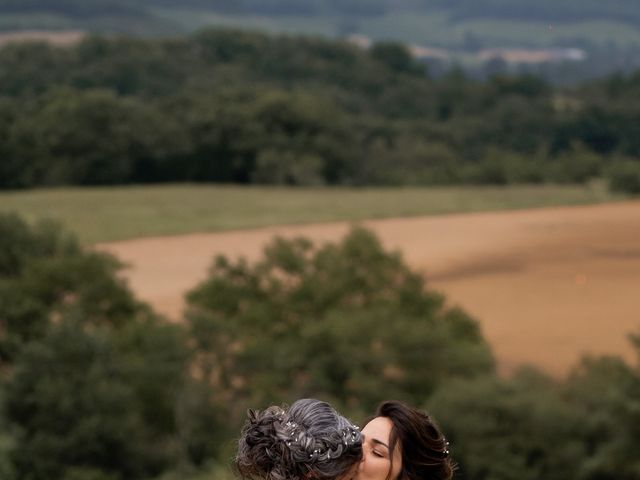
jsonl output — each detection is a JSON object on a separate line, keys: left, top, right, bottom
{"left": 97, "top": 200, "right": 640, "bottom": 377}
{"left": 0, "top": 30, "right": 85, "bottom": 48}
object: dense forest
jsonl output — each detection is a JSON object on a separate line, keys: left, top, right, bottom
{"left": 1, "top": 29, "right": 640, "bottom": 192}
{"left": 1, "top": 214, "right": 639, "bottom": 480}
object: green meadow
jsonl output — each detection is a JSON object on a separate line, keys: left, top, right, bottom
{"left": 0, "top": 183, "right": 621, "bottom": 244}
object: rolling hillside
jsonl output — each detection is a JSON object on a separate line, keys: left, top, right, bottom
{"left": 2, "top": 0, "right": 640, "bottom": 81}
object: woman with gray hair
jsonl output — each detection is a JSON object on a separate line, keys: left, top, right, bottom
{"left": 236, "top": 398, "right": 363, "bottom": 480}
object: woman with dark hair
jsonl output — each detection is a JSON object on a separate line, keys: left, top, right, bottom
{"left": 236, "top": 398, "right": 363, "bottom": 480}
{"left": 358, "top": 400, "right": 453, "bottom": 480}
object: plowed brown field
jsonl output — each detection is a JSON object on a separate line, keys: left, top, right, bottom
{"left": 97, "top": 200, "right": 640, "bottom": 377}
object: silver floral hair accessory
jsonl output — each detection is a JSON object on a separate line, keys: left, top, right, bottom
{"left": 342, "top": 425, "right": 361, "bottom": 446}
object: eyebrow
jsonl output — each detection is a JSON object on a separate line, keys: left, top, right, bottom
{"left": 371, "top": 438, "right": 390, "bottom": 450}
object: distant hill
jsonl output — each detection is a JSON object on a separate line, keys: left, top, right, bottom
{"left": 143, "top": 0, "right": 640, "bottom": 27}
{"left": 3, "top": 0, "right": 640, "bottom": 34}
{"left": 2, "top": 0, "right": 640, "bottom": 81}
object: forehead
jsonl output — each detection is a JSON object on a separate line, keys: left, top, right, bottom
{"left": 362, "top": 416, "right": 394, "bottom": 442}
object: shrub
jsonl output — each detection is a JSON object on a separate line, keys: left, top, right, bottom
{"left": 606, "top": 159, "right": 640, "bottom": 194}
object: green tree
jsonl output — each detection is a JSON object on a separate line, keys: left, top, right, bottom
{"left": 429, "top": 335, "right": 640, "bottom": 480}
{"left": 172, "top": 88, "right": 355, "bottom": 184}
{"left": 71, "top": 35, "right": 196, "bottom": 97}
{"left": 251, "top": 150, "right": 325, "bottom": 185}
{"left": 429, "top": 370, "right": 588, "bottom": 480}
{"left": 8, "top": 88, "right": 187, "bottom": 187}
{"left": 251, "top": 90, "right": 354, "bottom": 183}
{"left": 0, "top": 384, "right": 16, "bottom": 480}
{"left": 2, "top": 27, "right": 638, "bottom": 189}
{"left": 0, "top": 213, "right": 223, "bottom": 479}
{"left": 370, "top": 42, "right": 426, "bottom": 76}
{"left": 564, "top": 352, "right": 640, "bottom": 480}
{"left": 0, "top": 42, "right": 70, "bottom": 96}
{"left": 546, "top": 143, "right": 604, "bottom": 183}
{"left": 606, "top": 159, "right": 640, "bottom": 194}
{"left": 0, "top": 99, "right": 18, "bottom": 189}
{"left": 186, "top": 227, "right": 494, "bottom": 421}
{"left": 0, "top": 213, "right": 146, "bottom": 363}
{"left": 5, "top": 317, "right": 189, "bottom": 480}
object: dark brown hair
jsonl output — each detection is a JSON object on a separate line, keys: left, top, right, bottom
{"left": 373, "top": 400, "right": 453, "bottom": 480}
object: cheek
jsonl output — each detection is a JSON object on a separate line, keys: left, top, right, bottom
{"left": 361, "top": 457, "right": 389, "bottom": 480}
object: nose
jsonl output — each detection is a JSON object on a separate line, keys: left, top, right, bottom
{"left": 360, "top": 441, "right": 369, "bottom": 464}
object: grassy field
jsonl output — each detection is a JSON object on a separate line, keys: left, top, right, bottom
{"left": 0, "top": 183, "right": 623, "bottom": 244}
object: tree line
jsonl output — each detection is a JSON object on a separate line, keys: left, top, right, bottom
{"left": 1, "top": 29, "right": 640, "bottom": 191}
{"left": 1, "top": 212, "right": 639, "bottom": 480}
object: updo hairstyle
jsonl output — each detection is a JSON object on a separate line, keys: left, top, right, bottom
{"left": 236, "top": 399, "right": 362, "bottom": 480}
